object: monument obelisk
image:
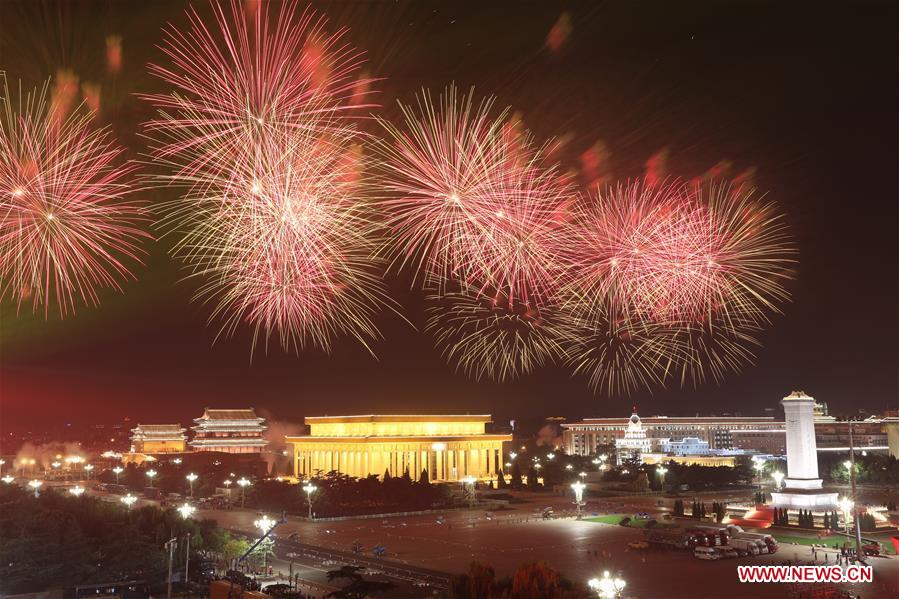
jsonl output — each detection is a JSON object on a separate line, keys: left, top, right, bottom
{"left": 771, "top": 391, "right": 838, "bottom": 509}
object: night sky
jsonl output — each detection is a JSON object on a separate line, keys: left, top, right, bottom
{"left": 1, "top": 1, "right": 897, "bottom": 430}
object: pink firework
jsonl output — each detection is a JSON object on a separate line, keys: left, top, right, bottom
{"left": 562, "top": 179, "right": 794, "bottom": 329}
{"left": 145, "top": 0, "right": 375, "bottom": 184}
{"left": 181, "top": 129, "right": 388, "bottom": 354}
{"left": 0, "top": 78, "right": 147, "bottom": 317}
{"left": 376, "top": 86, "right": 574, "bottom": 307}
{"left": 146, "top": 1, "right": 386, "bottom": 353}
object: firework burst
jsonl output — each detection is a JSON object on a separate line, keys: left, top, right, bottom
{"left": 146, "top": 0, "right": 386, "bottom": 354}
{"left": 0, "top": 77, "right": 147, "bottom": 317}
{"left": 558, "top": 178, "right": 793, "bottom": 390}
{"left": 375, "top": 86, "right": 575, "bottom": 306}
{"left": 426, "top": 286, "right": 563, "bottom": 382}
{"left": 562, "top": 179, "right": 794, "bottom": 329}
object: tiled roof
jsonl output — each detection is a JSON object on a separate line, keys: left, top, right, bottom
{"left": 198, "top": 408, "right": 261, "bottom": 420}
{"left": 134, "top": 424, "right": 185, "bottom": 432}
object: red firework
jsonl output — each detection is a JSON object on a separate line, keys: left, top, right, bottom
{"left": 144, "top": 0, "right": 375, "bottom": 184}
{"left": 0, "top": 78, "right": 147, "bottom": 317}
{"left": 375, "top": 85, "right": 574, "bottom": 307}
{"left": 146, "top": 0, "right": 385, "bottom": 353}
{"left": 562, "top": 179, "right": 794, "bottom": 329}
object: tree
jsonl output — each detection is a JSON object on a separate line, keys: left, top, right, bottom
{"left": 526, "top": 467, "right": 540, "bottom": 490}
{"left": 419, "top": 468, "right": 430, "bottom": 485}
{"left": 673, "top": 499, "right": 684, "bottom": 516}
{"left": 510, "top": 462, "right": 524, "bottom": 490}
{"left": 496, "top": 469, "right": 507, "bottom": 489}
{"left": 449, "top": 562, "right": 496, "bottom": 599}
{"left": 511, "top": 562, "right": 570, "bottom": 599}
{"left": 383, "top": 469, "right": 391, "bottom": 482}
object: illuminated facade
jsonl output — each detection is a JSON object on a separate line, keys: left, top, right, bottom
{"left": 615, "top": 412, "right": 652, "bottom": 465}
{"left": 287, "top": 415, "right": 512, "bottom": 481}
{"left": 130, "top": 424, "right": 187, "bottom": 454}
{"left": 189, "top": 408, "right": 268, "bottom": 454}
{"left": 564, "top": 414, "right": 783, "bottom": 456}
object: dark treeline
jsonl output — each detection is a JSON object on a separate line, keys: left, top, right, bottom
{"left": 0, "top": 486, "right": 243, "bottom": 594}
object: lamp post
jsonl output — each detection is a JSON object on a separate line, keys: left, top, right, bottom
{"left": 237, "top": 477, "right": 250, "bottom": 507}
{"left": 84, "top": 464, "right": 94, "bottom": 480}
{"left": 571, "top": 481, "right": 586, "bottom": 520}
{"left": 28, "top": 479, "right": 43, "bottom": 497}
{"left": 588, "top": 571, "right": 626, "bottom": 598}
{"left": 657, "top": 466, "right": 668, "bottom": 488}
{"left": 1, "top": 475, "right": 14, "bottom": 484}
{"left": 178, "top": 503, "right": 196, "bottom": 520}
{"left": 753, "top": 460, "right": 765, "bottom": 490}
{"left": 302, "top": 482, "right": 317, "bottom": 520}
{"left": 0, "top": 458, "right": 5, "bottom": 475}
{"left": 112, "top": 466, "right": 123, "bottom": 484}
{"left": 772, "top": 471, "right": 784, "bottom": 491}
{"left": 839, "top": 497, "right": 854, "bottom": 535}
{"left": 461, "top": 475, "right": 477, "bottom": 509}
{"left": 121, "top": 494, "right": 137, "bottom": 510}
{"left": 254, "top": 515, "right": 276, "bottom": 571}
{"left": 146, "top": 469, "right": 158, "bottom": 488}
{"left": 165, "top": 537, "right": 177, "bottom": 599}
{"left": 69, "top": 485, "right": 85, "bottom": 496}
{"left": 186, "top": 473, "right": 198, "bottom": 498}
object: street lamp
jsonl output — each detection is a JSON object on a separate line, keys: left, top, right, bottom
{"left": 571, "top": 481, "right": 586, "bottom": 519}
{"left": 0, "top": 458, "right": 5, "bottom": 475}
{"left": 565, "top": 464, "right": 574, "bottom": 471}
{"left": 121, "top": 494, "right": 137, "bottom": 509}
{"left": 753, "top": 460, "right": 765, "bottom": 491}
{"left": 839, "top": 497, "right": 854, "bottom": 534}
{"left": 772, "top": 471, "right": 784, "bottom": 490}
{"left": 28, "top": 479, "right": 43, "bottom": 497}
{"left": 461, "top": 475, "right": 477, "bottom": 509}
{"left": 237, "top": 477, "right": 250, "bottom": 507}
{"left": 69, "top": 485, "right": 85, "bottom": 496}
{"left": 588, "top": 571, "right": 626, "bottom": 599}
{"left": 112, "top": 466, "right": 123, "bottom": 484}
{"left": 509, "top": 452, "right": 517, "bottom": 460}
{"left": 51, "top": 461, "right": 62, "bottom": 470}
{"left": 843, "top": 460, "right": 853, "bottom": 481}
{"left": 547, "top": 453, "right": 555, "bottom": 460}
{"left": 178, "top": 503, "right": 196, "bottom": 520}
{"left": 146, "top": 469, "right": 158, "bottom": 488}
{"left": 84, "top": 464, "right": 94, "bottom": 480}
{"left": 186, "top": 473, "right": 198, "bottom": 498}
{"left": 303, "top": 482, "right": 317, "bottom": 520}
{"left": 254, "top": 515, "right": 276, "bottom": 570}
{"left": 657, "top": 466, "right": 668, "bottom": 487}
{"left": 1, "top": 475, "right": 14, "bottom": 484}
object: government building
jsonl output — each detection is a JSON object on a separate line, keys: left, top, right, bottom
{"left": 287, "top": 415, "right": 512, "bottom": 482}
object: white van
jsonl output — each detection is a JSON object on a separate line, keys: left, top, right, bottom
{"left": 694, "top": 546, "right": 720, "bottom": 560}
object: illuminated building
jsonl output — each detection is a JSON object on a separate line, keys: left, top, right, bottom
{"left": 564, "top": 413, "right": 782, "bottom": 456}
{"left": 641, "top": 454, "right": 738, "bottom": 467}
{"left": 731, "top": 429, "right": 787, "bottom": 455}
{"left": 130, "top": 424, "right": 187, "bottom": 454}
{"left": 189, "top": 408, "right": 268, "bottom": 454}
{"left": 614, "top": 411, "right": 652, "bottom": 465}
{"left": 287, "top": 415, "right": 512, "bottom": 481}
{"left": 659, "top": 436, "right": 710, "bottom": 456}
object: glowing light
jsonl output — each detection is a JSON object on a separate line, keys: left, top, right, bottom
{"left": 69, "top": 486, "right": 85, "bottom": 496}
{"left": 121, "top": 494, "right": 137, "bottom": 509}
{"left": 1, "top": 476, "right": 14, "bottom": 484}
{"left": 178, "top": 503, "right": 197, "bottom": 520}
{"left": 588, "top": 571, "right": 626, "bottom": 598}
{"left": 255, "top": 514, "right": 276, "bottom": 533}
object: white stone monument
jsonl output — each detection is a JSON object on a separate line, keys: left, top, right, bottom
{"left": 771, "top": 391, "right": 838, "bottom": 510}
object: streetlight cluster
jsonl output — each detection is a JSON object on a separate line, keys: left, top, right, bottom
{"left": 588, "top": 571, "right": 626, "bottom": 598}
